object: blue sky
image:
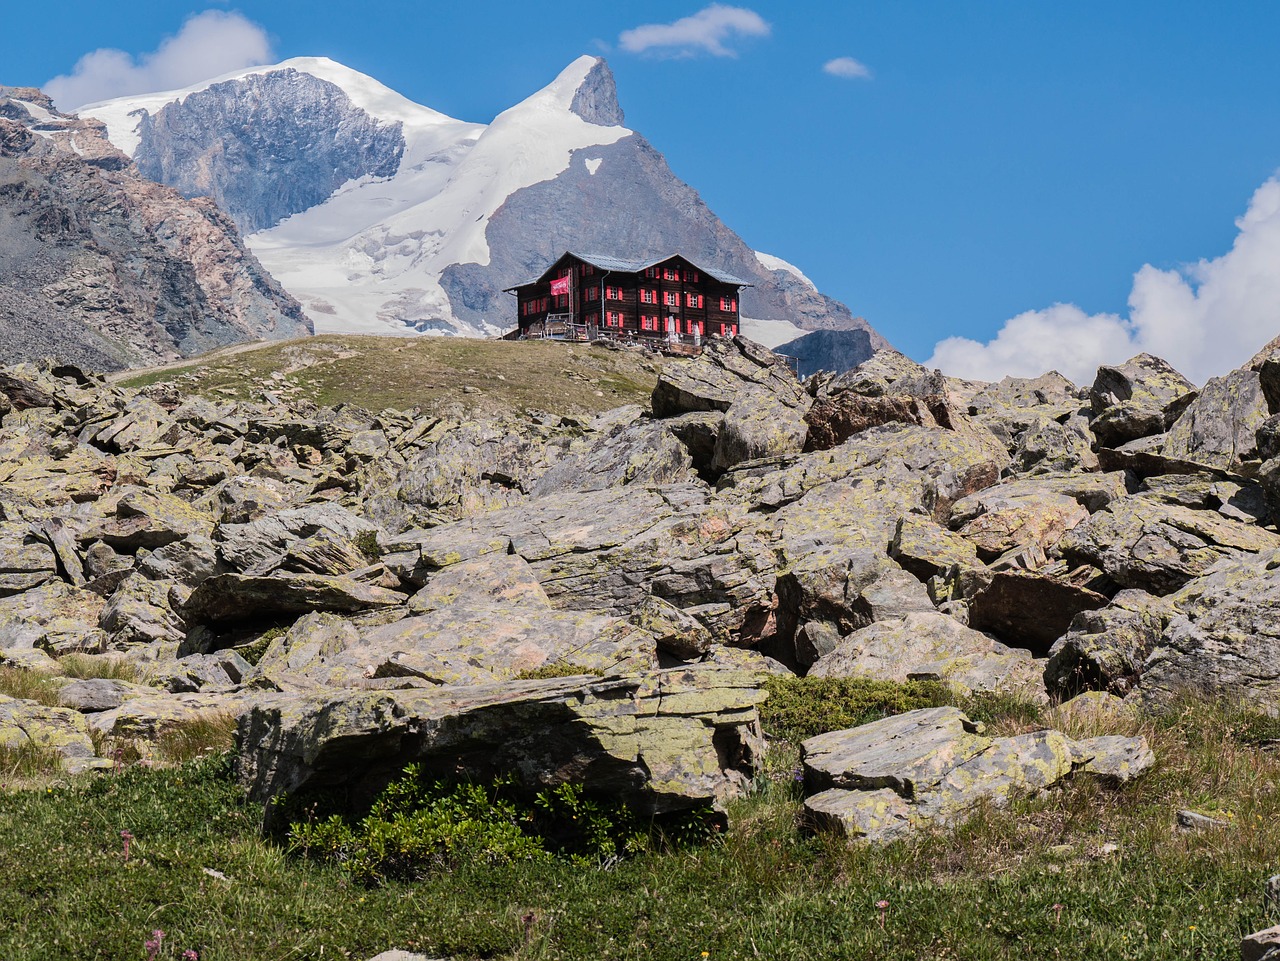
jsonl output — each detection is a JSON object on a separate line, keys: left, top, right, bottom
{"left": 8, "top": 2, "right": 1280, "bottom": 383}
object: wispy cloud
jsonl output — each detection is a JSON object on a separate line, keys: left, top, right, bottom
{"left": 45, "top": 10, "right": 273, "bottom": 112}
{"left": 823, "top": 57, "right": 872, "bottom": 80}
{"left": 619, "top": 4, "right": 770, "bottom": 58}
{"left": 926, "top": 174, "right": 1280, "bottom": 386}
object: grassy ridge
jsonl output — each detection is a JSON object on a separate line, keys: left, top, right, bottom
{"left": 0, "top": 688, "right": 1277, "bottom": 959}
{"left": 118, "top": 335, "right": 664, "bottom": 416}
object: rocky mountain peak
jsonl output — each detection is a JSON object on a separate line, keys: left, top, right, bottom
{"left": 570, "top": 57, "right": 625, "bottom": 127}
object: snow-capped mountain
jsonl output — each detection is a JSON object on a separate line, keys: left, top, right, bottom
{"left": 80, "top": 56, "right": 885, "bottom": 354}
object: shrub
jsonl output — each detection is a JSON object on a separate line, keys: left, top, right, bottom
{"left": 759, "top": 675, "right": 952, "bottom": 743}
{"left": 287, "top": 766, "right": 714, "bottom": 886}
{"left": 513, "top": 663, "right": 605, "bottom": 681}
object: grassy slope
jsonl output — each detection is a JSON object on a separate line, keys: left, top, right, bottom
{"left": 118, "top": 335, "right": 664, "bottom": 417}
{"left": 1, "top": 692, "right": 1278, "bottom": 960}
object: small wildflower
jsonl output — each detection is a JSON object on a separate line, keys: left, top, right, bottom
{"left": 183, "top": 951, "right": 199, "bottom": 961}
{"left": 1052, "top": 903, "right": 1064, "bottom": 925}
{"left": 876, "top": 899, "right": 889, "bottom": 929}
{"left": 144, "top": 929, "right": 164, "bottom": 961}
{"left": 120, "top": 829, "right": 134, "bottom": 861}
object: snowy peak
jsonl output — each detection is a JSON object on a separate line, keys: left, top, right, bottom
{"left": 77, "top": 55, "right": 884, "bottom": 359}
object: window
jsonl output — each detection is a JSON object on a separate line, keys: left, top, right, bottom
{"left": 583, "top": 287, "right": 599, "bottom": 301}
{"left": 554, "top": 294, "right": 568, "bottom": 309}
{"left": 663, "top": 267, "right": 680, "bottom": 282}
{"left": 686, "top": 293, "right": 702, "bottom": 309}
{"left": 580, "top": 264, "right": 594, "bottom": 276}
{"left": 665, "top": 291, "right": 679, "bottom": 306}
{"left": 606, "top": 285, "right": 623, "bottom": 300}
{"left": 644, "top": 267, "right": 658, "bottom": 279}
{"left": 687, "top": 270, "right": 700, "bottom": 284}
{"left": 605, "top": 310, "right": 623, "bottom": 327}
{"left": 640, "top": 288, "right": 656, "bottom": 304}
{"left": 720, "top": 296, "right": 738, "bottom": 312}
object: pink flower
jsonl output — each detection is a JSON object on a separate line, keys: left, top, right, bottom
{"left": 144, "top": 929, "right": 164, "bottom": 960}
{"left": 120, "top": 830, "right": 134, "bottom": 861}
{"left": 183, "top": 951, "right": 199, "bottom": 961}
{"left": 876, "top": 899, "right": 890, "bottom": 928}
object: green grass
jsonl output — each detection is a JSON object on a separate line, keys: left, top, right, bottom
{"left": 117, "top": 335, "right": 664, "bottom": 417}
{"left": 0, "top": 694, "right": 1276, "bottom": 959}
{"left": 0, "top": 667, "right": 64, "bottom": 706}
{"left": 57, "top": 654, "right": 139, "bottom": 682}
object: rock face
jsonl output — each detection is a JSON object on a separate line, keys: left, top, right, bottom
{"left": 801, "top": 707, "right": 1153, "bottom": 843}
{"left": 0, "top": 87, "right": 310, "bottom": 371}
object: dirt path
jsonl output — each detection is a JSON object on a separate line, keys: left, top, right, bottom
{"left": 106, "top": 337, "right": 315, "bottom": 383}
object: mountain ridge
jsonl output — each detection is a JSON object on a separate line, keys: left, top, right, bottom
{"left": 81, "top": 56, "right": 887, "bottom": 357}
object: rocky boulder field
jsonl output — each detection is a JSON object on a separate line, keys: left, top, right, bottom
{"left": 5, "top": 333, "right": 1280, "bottom": 851}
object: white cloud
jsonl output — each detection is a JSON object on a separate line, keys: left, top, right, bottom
{"left": 823, "top": 57, "right": 872, "bottom": 80}
{"left": 619, "top": 4, "right": 770, "bottom": 58}
{"left": 926, "top": 174, "right": 1280, "bottom": 387}
{"left": 45, "top": 10, "right": 273, "bottom": 112}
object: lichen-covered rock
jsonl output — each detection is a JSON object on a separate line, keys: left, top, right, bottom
{"left": 808, "top": 612, "right": 1045, "bottom": 700}
{"left": 136, "top": 534, "right": 223, "bottom": 586}
{"left": 804, "top": 394, "right": 941, "bottom": 452}
{"left": 889, "top": 513, "right": 982, "bottom": 580}
{"left": 960, "top": 568, "right": 1110, "bottom": 656}
{"left": 1044, "top": 590, "right": 1172, "bottom": 698}
{"left": 215, "top": 503, "right": 381, "bottom": 575}
{"left": 633, "top": 595, "right": 715, "bottom": 659}
{"left": 775, "top": 546, "right": 933, "bottom": 662}
{"left": 238, "top": 667, "right": 768, "bottom": 823}
{"left": 1059, "top": 494, "right": 1280, "bottom": 595}
{"left": 801, "top": 706, "right": 1152, "bottom": 842}
{"left": 0, "top": 526, "right": 58, "bottom": 596}
{"left": 1137, "top": 549, "right": 1280, "bottom": 708}
{"left": 652, "top": 336, "right": 806, "bottom": 418}
{"left": 84, "top": 486, "right": 214, "bottom": 551}
{"left": 1089, "top": 353, "right": 1197, "bottom": 448}
{"left": 0, "top": 581, "right": 107, "bottom": 655}
{"left": 182, "top": 571, "right": 404, "bottom": 626}
{"left": 530, "top": 419, "right": 693, "bottom": 494}
{"left": 385, "top": 485, "right": 777, "bottom": 646}
{"left": 1161, "top": 368, "right": 1269, "bottom": 471}
{"left": 712, "top": 389, "right": 810, "bottom": 471}
{"left": 0, "top": 694, "right": 96, "bottom": 761}
{"left": 98, "top": 574, "right": 188, "bottom": 648}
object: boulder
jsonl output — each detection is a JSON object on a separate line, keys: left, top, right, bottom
{"left": 98, "top": 574, "right": 188, "bottom": 647}
{"left": 1137, "top": 549, "right": 1280, "bottom": 708}
{"left": 182, "top": 572, "right": 404, "bottom": 626}
{"left": 1043, "top": 590, "right": 1172, "bottom": 698}
{"left": 823, "top": 350, "right": 949, "bottom": 401}
{"left": 407, "top": 555, "right": 549, "bottom": 614}
{"left": 136, "top": 534, "right": 223, "bottom": 587}
{"left": 238, "top": 667, "right": 768, "bottom": 824}
{"left": 0, "top": 694, "right": 96, "bottom": 762}
{"left": 949, "top": 472, "right": 1130, "bottom": 562}
{"left": 86, "top": 487, "right": 214, "bottom": 551}
{"left": 57, "top": 678, "right": 136, "bottom": 713}
{"left": 1161, "top": 368, "right": 1269, "bottom": 471}
{"left": 775, "top": 546, "right": 933, "bottom": 661}
{"left": 808, "top": 612, "right": 1045, "bottom": 700}
{"left": 651, "top": 336, "right": 806, "bottom": 418}
{"left": 0, "top": 526, "right": 58, "bottom": 596}
{"left": 712, "top": 389, "right": 810, "bottom": 471}
{"left": 804, "top": 394, "right": 941, "bottom": 452}
{"left": 800, "top": 706, "right": 1152, "bottom": 843}
{"left": 889, "top": 513, "right": 982, "bottom": 580}
{"left": 530, "top": 419, "right": 693, "bottom": 495}
{"left": 1089, "top": 354, "right": 1197, "bottom": 448}
{"left": 967, "top": 372, "right": 1081, "bottom": 416}
{"left": 1241, "top": 925, "right": 1280, "bottom": 961}
{"left": 215, "top": 503, "right": 381, "bottom": 575}
{"left": 1060, "top": 494, "right": 1280, "bottom": 595}
{"left": 0, "top": 581, "right": 106, "bottom": 655}
{"left": 960, "top": 568, "right": 1110, "bottom": 656}
{"left": 385, "top": 485, "right": 777, "bottom": 647}
{"left": 632, "top": 595, "right": 715, "bottom": 660}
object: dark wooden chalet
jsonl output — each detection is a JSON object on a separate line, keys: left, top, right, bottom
{"left": 504, "top": 252, "right": 750, "bottom": 352}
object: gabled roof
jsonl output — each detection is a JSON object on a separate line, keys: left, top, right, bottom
{"left": 504, "top": 251, "right": 753, "bottom": 291}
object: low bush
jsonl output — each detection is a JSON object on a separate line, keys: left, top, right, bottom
{"left": 288, "top": 765, "right": 717, "bottom": 885}
{"left": 759, "top": 675, "right": 952, "bottom": 743}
